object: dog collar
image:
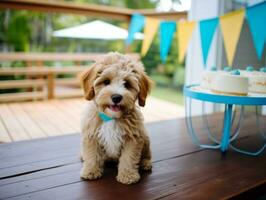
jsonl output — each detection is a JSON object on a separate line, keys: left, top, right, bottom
{"left": 99, "top": 112, "right": 113, "bottom": 122}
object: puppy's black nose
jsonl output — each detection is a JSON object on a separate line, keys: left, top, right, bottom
{"left": 111, "top": 94, "right": 123, "bottom": 104}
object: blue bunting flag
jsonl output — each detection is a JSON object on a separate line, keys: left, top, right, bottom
{"left": 126, "top": 13, "right": 145, "bottom": 45}
{"left": 160, "top": 21, "right": 176, "bottom": 62}
{"left": 199, "top": 18, "right": 219, "bottom": 67}
{"left": 246, "top": 1, "right": 266, "bottom": 60}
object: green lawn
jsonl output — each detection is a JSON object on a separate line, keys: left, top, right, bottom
{"left": 150, "top": 86, "right": 184, "bottom": 105}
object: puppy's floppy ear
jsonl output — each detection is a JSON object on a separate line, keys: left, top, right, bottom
{"left": 80, "top": 64, "right": 97, "bottom": 101}
{"left": 138, "top": 72, "right": 153, "bottom": 107}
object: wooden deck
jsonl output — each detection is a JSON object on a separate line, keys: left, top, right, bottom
{"left": 0, "top": 97, "right": 184, "bottom": 143}
{"left": 0, "top": 114, "right": 265, "bottom": 199}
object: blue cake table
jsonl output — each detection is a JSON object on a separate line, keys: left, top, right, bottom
{"left": 183, "top": 84, "right": 266, "bottom": 156}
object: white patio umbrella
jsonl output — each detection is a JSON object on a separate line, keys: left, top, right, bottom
{"left": 53, "top": 20, "right": 143, "bottom": 40}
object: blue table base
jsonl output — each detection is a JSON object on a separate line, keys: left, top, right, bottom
{"left": 184, "top": 85, "right": 266, "bottom": 156}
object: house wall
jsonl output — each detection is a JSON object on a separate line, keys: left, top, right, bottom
{"left": 221, "top": 0, "right": 266, "bottom": 69}
{"left": 185, "top": 0, "right": 225, "bottom": 115}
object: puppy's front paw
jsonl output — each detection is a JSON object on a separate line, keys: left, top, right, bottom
{"left": 80, "top": 166, "right": 103, "bottom": 180}
{"left": 140, "top": 159, "right": 152, "bottom": 171}
{"left": 116, "top": 170, "right": 140, "bottom": 185}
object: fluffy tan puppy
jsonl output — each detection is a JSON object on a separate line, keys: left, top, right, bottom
{"left": 80, "top": 52, "right": 152, "bottom": 185}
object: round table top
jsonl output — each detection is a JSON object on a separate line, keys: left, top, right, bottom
{"left": 183, "top": 84, "right": 266, "bottom": 105}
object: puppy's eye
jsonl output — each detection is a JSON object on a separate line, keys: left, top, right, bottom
{"left": 124, "top": 81, "right": 131, "bottom": 89}
{"left": 103, "top": 79, "right": 110, "bottom": 85}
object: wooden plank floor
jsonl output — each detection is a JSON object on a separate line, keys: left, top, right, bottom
{"left": 0, "top": 97, "right": 184, "bottom": 143}
{"left": 0, "top": 114, "right": 265, "bottom": 200}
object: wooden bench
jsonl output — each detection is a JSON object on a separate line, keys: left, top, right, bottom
{"left": 0, "top": 115, "right": 265, "bottom": 199}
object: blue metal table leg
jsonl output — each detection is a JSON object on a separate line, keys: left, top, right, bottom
{"left": 185, "top": 97, "right": 221, "bottom": 149}
{"left": 221, "top": 104, "right": 233, "bottom": 153}
{"left": 256, "top": 106, "right": 266, "bottom": 140}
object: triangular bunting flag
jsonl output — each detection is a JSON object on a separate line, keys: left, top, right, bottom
{"left": 199, "top": 18, "right": 219, "bottom": 66}
{"left": 160, "top": 21, "right": 176, "bottom": 62}
{"left": 246, "top": 1, "right": 266, "bottom": 60}
{"left": 177, "top": 21, "right": 196, "bottom": 63}
{"left": 220, "top": 8, "right": 245, "bottom": 66}
{"left": 141, "top": 17, "right": 160, "bottom": 57}
{"left": 126, "top": 13, "right": 145, "bottom": 45}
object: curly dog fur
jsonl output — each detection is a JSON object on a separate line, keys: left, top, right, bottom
{"left": 80, "top": 52, "right": 152, "bottom": 184}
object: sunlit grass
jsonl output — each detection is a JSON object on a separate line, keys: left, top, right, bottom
{"left": 150, "top": 86, "right": 184, "bottom": 105}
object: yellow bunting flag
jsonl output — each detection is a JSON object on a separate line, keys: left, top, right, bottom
{"left": 177, "top": 21, "right": 196, "bottom": 63}
{"left": 141, "top": 17, "right": 160, "bottom": 57}
{"left": 220, "top": 8, "right": 245, "bottom": 65}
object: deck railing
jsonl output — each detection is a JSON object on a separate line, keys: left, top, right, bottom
{"left": 0, "top": 66, "right": 88, "bottom": 102}
{"left": 0, "top": 52, "right": 139, "bottom": 102}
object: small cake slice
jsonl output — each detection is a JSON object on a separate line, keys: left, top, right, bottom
{"left": 248, "top": 67, "right": 266, "bottom": 94}
{"left": 212, "top": 70, "right": 249, "bottom": 96}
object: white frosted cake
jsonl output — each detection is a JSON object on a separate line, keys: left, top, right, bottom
{"left": 211, "top": 70, "right": 249, "bottom": 96}
{"left": 200, "top": 66, "right": 266, "bottom": 95}
{"left": 201, "top": 67, "right": 231, "bottom": 90}
{"left": 201, "top": 70, "right": 217, "bottom": 90}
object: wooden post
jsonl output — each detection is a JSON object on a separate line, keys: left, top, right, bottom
{"left": 36, "top": 60, "right": 45, "bottom": 91}
{"left": 26, "top": 61, "right": 32, "bottom": 67}
{"left": 74, "top": 61, "right": 81, "bottom": 66}
{"left": 36, "top": 60, "right": 43, "bottom": 67}
{"left": 125, "top": 45, "right": 132, "bottom": 54}
{"left": 47, "top": 72, "right": 55, "bottom": 99}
